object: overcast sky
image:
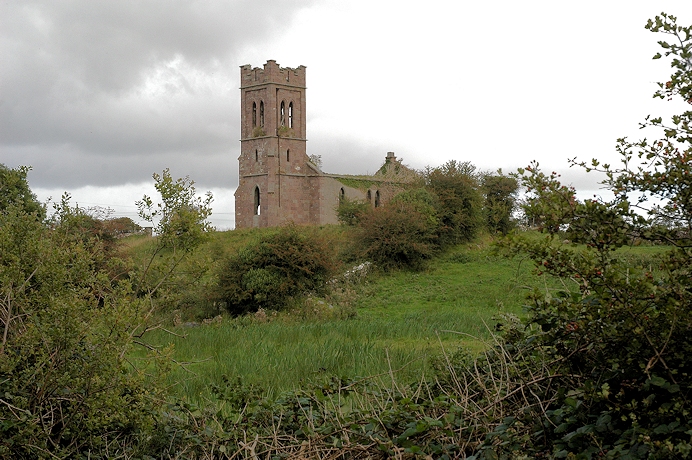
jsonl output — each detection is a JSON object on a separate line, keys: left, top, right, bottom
{"left": 2, "top": 1, "right": 691, "bottom": 229}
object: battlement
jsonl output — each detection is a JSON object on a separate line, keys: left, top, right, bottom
{"left": 240, "top": 60, "right": 306, "bottom": 88}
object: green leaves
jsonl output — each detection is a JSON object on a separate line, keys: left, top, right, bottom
{"left": 137, "top": 168, "right": 213, "bottom": 253}
{"left": 0, "top": 164, "right": 45, "bottom": 219}
{"left": 493, "top": 12, "right": 692, "bottom": 458}
{"left": 217, "top": 225, "right": 337, "bottom": 314}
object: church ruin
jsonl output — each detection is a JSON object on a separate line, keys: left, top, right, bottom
{"left": 234, "top": 60, "right": 415, "bottom": 228}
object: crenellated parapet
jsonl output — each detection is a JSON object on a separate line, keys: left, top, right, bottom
{"left": 240, "top": 60, "right": 306, "bottom": 88}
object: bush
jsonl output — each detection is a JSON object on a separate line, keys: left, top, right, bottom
{"left": 486, "top": 14, "right": 692, "bottom": 457}
{"left": 482, "top": 171, "right": 519, "bottom": 234}
{"left": 0, "top": 163, "right": 45, "bottom": 219}
{"left": 217, "top": 225, "right": 338, "bottom": 315}
{"left": 336, "top": 196, "right": 370, "bottom": 226}
{"left": 0, "top": 203, "right": 160, "bottom": 458}
{"left": 0, "top": 170, "right": 212, "bottom": 458}
{"left": 355, "top": 196, "right": 438, "bottom": 270}
{"left": 423, "top": 160, "right": 484, "bottom": 246}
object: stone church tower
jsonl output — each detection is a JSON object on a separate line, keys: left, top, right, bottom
{"left": 235, "top": 60, "right": 415, "bottom": 228}
{"left": 235, "top": 60, "right": 311, "bottom": 228}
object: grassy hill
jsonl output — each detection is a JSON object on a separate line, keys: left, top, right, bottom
{"left": 130, "top": 230, "right": 556, "bottom": 404}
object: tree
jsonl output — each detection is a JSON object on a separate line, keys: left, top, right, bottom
{"left": 484, "top": 13, "right": 692, "bottom": 457}
{"left": 355, "top": 194, "right": 439, "bottom": 270}
{"left": 0, "top": 164, "right": 45, "bottom": 219}
{"left": 481, "top": 170, "right": 519, "bottom": 234}
{"left": 423, "top": 160, "right": 484, "bottom": 246}
{"left": 0, "top": 200, "right": 160, "bottom": 458}
{"left": 0, "top": 170, "right": 214, "bottom": 457}
{"left": 135, "top": 169, "right": 213, "bottom": 300}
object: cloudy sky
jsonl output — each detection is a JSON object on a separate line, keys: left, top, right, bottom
{"left": 1, "top": 1, "right": 691, "bottom": 229}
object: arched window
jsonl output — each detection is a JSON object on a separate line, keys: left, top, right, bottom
{"left": 375, "top": 190, "right": 381, "bottom": 208}
{"left": 280, "top": 101, "right": 285, "bottom": 126}
{"left": 254, "top": 186, "right": 261, "bottom": 216}
{"left": 255, "top": 149, "right": 258, "bottom": 162}
{"left": 286, "top": 149, "right": 290, "bottom": 162}
{"left": 252, "top": 102, "right": 257, "bottom": 127}
{"left": 259, "top": 101, "right": 264, "bottom": 127}
{"left": 367, "top": 190, "right": 372, "bottom": 203}
{"left": 288, "top": 102, "right": 293, "bottom": 128}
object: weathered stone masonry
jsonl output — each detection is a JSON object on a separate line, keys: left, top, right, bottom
{"left": 234, "top": 60, "right": 415, "bottom": 228}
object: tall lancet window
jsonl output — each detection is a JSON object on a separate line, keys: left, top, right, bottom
{"left": 254, "top": 186, "right": 261, "bottom": 215}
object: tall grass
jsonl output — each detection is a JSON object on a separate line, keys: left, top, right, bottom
{"left": 131, "top": 230, "right": 666, "bottom": 405}
{"left": 138, "top": 239, "right": 548, "bottom": 404}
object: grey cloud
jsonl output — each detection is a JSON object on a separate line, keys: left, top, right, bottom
{"left": 0, "top": 0, "right": 316, "bottom": 188}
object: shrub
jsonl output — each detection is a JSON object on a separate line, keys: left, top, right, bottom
{"left": 423, "top": 160, "right": 484, "bottom": 246}
{"left": 336, "top": 196, "right": 370, "bottom": 226}
{"left": 0, "top": 163, "right": 45, "bottom": 219}
{"left": 355, "top": 197, "right": 438, "bottom": 270}
{"left": 487, "top": 14, "right": 692, "bottom": 457}
{"left": 217, "top": 225, "right": 338, "bottom": 315}
{"left": 0, "top": 203, "right": 160, "bottom": 458}
{"left": 482, "top": 171, "right": 519, "bottom": 234}
{"left": 0, "top": 170, "right": 212, "bottom": 458}
{"left": 390, "top": 187, "right": 439, "bottom": 228}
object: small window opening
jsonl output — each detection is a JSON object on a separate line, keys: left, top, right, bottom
{"left": 252, "top": 102, "right": 257, "bottom": 127}
{"left": 259, "top": 101, "right": 265, "bottom": 127}
{"left": 288, "top": 102, "right": 293, "bottom": 128}
{"left": 375, "top": 190, "right": 381, "bottom": 208}
{"left": 255, "top": 149, "right": 258, "bottom": 162}
{"left": 280, "top": 101, "right": 285, "bottom": 126}
{"left": 340, "top": 188, "right": 345, "bottom": 201}
{"left": 286, "top": 149, "right": 290, "bottom": 162}
{"left": 367, "top": 190, "right": 372, "bottom": 202}
{"left": 254, "top": 186, "right": 261, "bottom": 216}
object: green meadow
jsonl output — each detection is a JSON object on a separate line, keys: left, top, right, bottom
{"left": 136, "top": 236, "right": 554, "bottom": 404}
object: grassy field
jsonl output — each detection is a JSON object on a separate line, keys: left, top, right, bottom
{"left": 135, "top": 236, "right": 552, "bottom": 404}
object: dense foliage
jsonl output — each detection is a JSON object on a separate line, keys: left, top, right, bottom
{"left": 0, "top": 203, "right": 158, "bottom": 457}
{"left": 0, "top": 171, "right": 213, "bottom": 458}
{"left": 353, "top": 189, "right": 439, "bottom": 269}
{"left": 217, "top": 225, "right": 338, "bottom": 315}
{"left": 482, "top": 171, "right": 519, "bottom": 234}
{"left": 335, "top": 196, "right": 370, "bottom": 226}
{"left": 423, "top": 160, "right": 485, "bottom": 247}
{"left": 0, "top": 164, "right": 45, "bottom": 219}
{"left": 342, "top": 161, "right": 497, "bottom": 270}
{"left": 486, "top": 13, "right": 692, "bottom": 457}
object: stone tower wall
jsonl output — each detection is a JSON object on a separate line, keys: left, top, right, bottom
{"left": 235, "top": 61, "right": 413, "bottom": 229}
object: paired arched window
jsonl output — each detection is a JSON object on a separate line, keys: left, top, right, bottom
{"left": 288, "top": 102, "right": 293, "bottom": 128}
{"left": 259, "top": 101, "right": 265, "bottom": 127}
{"left": 375, "top": 190, "right": 381, "bottom": 208}
{"left": 280, "top": 101, "right": 286, "bottom": 126}
{"left": 252, "top": 102, "right": 257, "bottom": 127}
{"left": 254, "top": 186, "right": 261, "bottom": 216}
